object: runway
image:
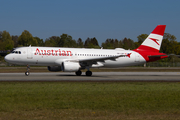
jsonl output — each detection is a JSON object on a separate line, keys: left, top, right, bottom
{"left": 0, "top": 72, "right": 180, "bottom": 81}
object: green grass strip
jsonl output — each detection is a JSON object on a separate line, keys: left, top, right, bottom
{"left": 0, "top": 82, "right": 180, "bottom": 120}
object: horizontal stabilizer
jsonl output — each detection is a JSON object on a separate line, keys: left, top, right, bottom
{"left": 148, "top": 55, "right": 168, "bottom": 58}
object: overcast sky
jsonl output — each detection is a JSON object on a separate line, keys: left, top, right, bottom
{"left": 0, "top": 0, "right": 179, "bottom": 44}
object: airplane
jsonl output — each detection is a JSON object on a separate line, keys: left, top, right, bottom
{"left": 4, "top": 25, "right": 168, "bottom": 76}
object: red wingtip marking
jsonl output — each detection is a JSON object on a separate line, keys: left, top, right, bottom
{"left": 151, "top": 25, "right": 166, "bottom": 36}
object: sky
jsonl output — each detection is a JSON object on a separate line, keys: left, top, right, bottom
{"left": 0, "top": 0, "right": 180, "bottom": 45}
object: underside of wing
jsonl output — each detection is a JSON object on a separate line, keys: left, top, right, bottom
{"left": 65, "top": 55, "right": 125, "bottom": 68}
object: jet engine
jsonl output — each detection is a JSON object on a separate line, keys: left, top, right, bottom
{"left": 61, "top": 61, "right": 80, "bottom": 72}
{"left": 48, "top": 66, "right": 62, "bottom": 72}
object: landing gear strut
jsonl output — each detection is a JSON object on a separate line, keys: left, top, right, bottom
{"left": 25, "top": 65, "right": 30, "bottom": 76}
{"left": 86, "top": 71, "right": 92, "bottom": 76}
{"left": 75, "top": 70, "right": 82, "bottom": 76}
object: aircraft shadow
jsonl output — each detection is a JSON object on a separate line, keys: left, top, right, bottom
{"left": 56, "top": 74, "right": 104, "bottom": 77}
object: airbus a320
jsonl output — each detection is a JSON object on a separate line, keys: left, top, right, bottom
{"left": 5, "top": 25, "right": 168, "bottom": 76}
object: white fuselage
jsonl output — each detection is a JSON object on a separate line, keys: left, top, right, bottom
{"left": 5, "top": 47, "right": 146, "bottom": 68}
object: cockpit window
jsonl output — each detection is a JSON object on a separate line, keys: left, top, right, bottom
{"left": 11, "top": 50, "right": 21, "bottom": 54}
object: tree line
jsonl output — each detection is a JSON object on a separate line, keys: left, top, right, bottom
{"left": 0, "top": 30, "right": 179, "bottom": 55}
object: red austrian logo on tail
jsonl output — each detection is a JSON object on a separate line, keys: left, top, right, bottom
{"left": 149, "top": 38, "right": 159, "bottom": 45}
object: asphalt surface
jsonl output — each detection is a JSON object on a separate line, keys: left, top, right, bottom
{"left": 0, "top": 72, "right": 180, "bottom": 82}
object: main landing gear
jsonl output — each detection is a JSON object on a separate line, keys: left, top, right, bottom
{"left": 86, "top": 71, "right": 92, "bottom": 76}
{"left": 25, "top": 65, "right": 30, "bottom": 76}
{"left": 75, "top": 70, "right": 82, "bottom": 76}
{"left": 75, "top": 70, "right": 92, "bottom": 76}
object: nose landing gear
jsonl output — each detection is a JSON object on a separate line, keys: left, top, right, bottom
{"left": 25, "top": 65, "right": 30, "bottom": 76}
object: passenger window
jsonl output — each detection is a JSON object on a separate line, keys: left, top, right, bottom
{"left": 19, "top": 51, "right": 21, "bottom": 54}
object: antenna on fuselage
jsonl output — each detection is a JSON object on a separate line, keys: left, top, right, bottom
{"left": 29, "top": 45, "right": 31, "bottom": 47}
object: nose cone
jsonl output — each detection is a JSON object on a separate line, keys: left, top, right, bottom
{"left": 4, "top": 54, "right": 11, "bottom": 62}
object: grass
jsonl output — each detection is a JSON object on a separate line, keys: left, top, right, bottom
{"left": 0, "top": 82, "right": 180, "bottom": 120}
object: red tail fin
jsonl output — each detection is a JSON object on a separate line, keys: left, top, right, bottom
{"left": 133, "top": 25, "right": 168, "bottom": 62}
{"left": 136, "top": 25, "right": 166, "bottom": 53}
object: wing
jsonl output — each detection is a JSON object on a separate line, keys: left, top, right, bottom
{"left": 79, "top": 55, "right": 125, "bottom": 62}
{"left": 66, "top": 55, "right": 126, "bottom": 68}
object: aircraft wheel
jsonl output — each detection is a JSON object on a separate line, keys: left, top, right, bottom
{"left": 86, "top": 71, "right": 92, "bottom": 76}
{"left": 25, "top": 71, "right": 30, "bottom": 76}
{"left": 75, "top": 70, "right": 82, "bottom": 76}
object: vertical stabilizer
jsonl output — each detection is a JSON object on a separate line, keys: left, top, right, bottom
{"left": 136, "top": 25, "right": 166, "bottom": 52}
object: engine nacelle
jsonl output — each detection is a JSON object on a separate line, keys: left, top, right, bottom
{"left": 48, "top": 66, "right": 62, "bottom": 72}
{"left": 62, "top": 62, "right": 80, "bottom": 72}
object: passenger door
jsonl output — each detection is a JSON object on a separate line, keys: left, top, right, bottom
{"left": 27, "top": 48, "right": 33, "bottom": 59}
